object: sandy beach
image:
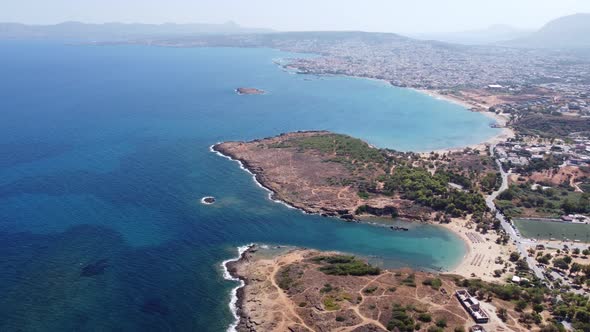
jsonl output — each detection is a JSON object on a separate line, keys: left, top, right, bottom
{"left": 440, "top": 218, "right": 514, "bottom": 282}
{"left": 414, "top": 89, "right": 515, "bottom": 155}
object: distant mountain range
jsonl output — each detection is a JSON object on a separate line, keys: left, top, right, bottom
{"left": 502, "top": 13, "right": 590, "bottom": 49}
{"left": 0, "top": 21, "right": 273, "bottom": 40}
{"left": 1, "top": 14, "right": 589, "bottom": 50}
{"left": 410, "top": 25, "right": 532, "bottom": 45}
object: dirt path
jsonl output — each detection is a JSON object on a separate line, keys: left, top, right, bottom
{"left": 269, "top": 256, "right": 316, "bottom": 332}
{"left": 345, "top": 274, "right": 390, "bottom": 331}
{"left": 237, "top": 249, "right": 480, "bottom": 332}
{"left": 572, "top": 181, "right": 584, "bottom": 193}
{"left": 337, "top": 186, "right": 352, "bottom": 199}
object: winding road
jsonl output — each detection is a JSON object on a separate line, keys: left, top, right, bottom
{"left": 487, "top": 145, "right": 546, "bottom": 281}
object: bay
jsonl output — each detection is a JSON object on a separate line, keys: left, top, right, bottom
{"left": 0, "top": 42, "right": 497, "bottom": 331}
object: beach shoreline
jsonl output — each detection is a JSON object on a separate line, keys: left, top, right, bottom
{"left": 221, "top": 219, "right": 514, "bottom": 330}
{"left": 212, "top": 137, "right": 514, "bottom": 282}
{"left": 274, "top": 62, "right": 515, "bottom": 154}
{"left": 413, "top": 88, "right": 514, "bottom": 154}
{"left": 438, "top": 218, "right": 513, "bottom": 282}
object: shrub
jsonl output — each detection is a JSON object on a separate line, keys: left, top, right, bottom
{"left": 313, "top": 255, "right": 381, "bottom": 276}
{"left": 422, "top": 278, "right": 442, "bottom": 290}
{"left": 401, "top": 274, "right": 417, "bottom": 287}
{"left": 323, "top": 296, "right": 340, "bottom": 311}
{"left": 363, "top": 286, "right": 378, "bottom": 294}
{"left": 516, "top": 299, "right": 528, "bottom": 312}
{"left": 277, "top": 266, "right": 294, "bottom": 290}
{"left": 321, "top": 283, "right": 334, "bottom": 293}
{"left": 436, "top": 318, "right": 447, "bottom": 328}
{"left": 417, "top": 313, "right": 432, "bottom": 322}
{"left": 386, "top": 304, "right": 415, "bottom": 332}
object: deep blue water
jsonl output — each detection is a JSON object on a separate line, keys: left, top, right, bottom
{"left": 0, "top": 42, "right": 498, "bottom": 331}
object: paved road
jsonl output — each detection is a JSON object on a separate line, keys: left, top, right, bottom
{"left": 487, "top": 145, "right": 546, "bottom": 281}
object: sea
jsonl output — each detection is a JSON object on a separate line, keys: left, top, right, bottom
{"left": 0, "top": 41, "right": 500, "bottom": 331}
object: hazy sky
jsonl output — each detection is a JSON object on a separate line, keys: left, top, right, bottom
{"left": 2, "top": 0, "right": 590, "bottom": 33}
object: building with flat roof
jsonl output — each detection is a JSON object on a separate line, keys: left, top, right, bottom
{"left": 456, "top": 289, "right": 490, "bottom": 324}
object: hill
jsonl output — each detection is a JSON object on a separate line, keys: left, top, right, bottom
{"left": 503, "top": 13, "right": 590, "bottom": 49}
{"left": 411, "top": 24, "right": 532, "bottom": 45}
{"left": 0, "top": 21, "right": 272, "bottom": 41}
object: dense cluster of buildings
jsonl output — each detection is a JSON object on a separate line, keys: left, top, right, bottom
{"left": 496, "top": 136, "right": 590, "bottom": 168}
{"left": 151, "top": 32, "right": 590, "bottom": 92}
{"left": 490, "top": 89, "right": 590, "bottom": 117}
{"left": 280, "top": 39, "right": 590, "bottom": 92}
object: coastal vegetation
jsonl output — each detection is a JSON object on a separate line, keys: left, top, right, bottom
{"left": 286, "top": 133, "right": 387, "bottom": 165}
{"left": 311, "top": 255, "right": 381, "bottom": 276}
{"left": 513, "top": 113, "right": 590, "bottom": 139}
{"left": 381, "top": 166, "right": 488, "bottom": 217}
{"left": 277, "top": 265, "right": 297, "bottom": 290}
{"left": 306, "top": 136, "right": 496, "bottom": 218}
{"left": 387, "top": 304, "right": 416, "bottom": 331}
{"left": 496, "top": 182, "right": 589, "bottom": 218}
{"left": 508, "top": 154, "right": 566, "bottom": 175}
{"left": 422, "top": 277, "right": 443, "bottom": 290}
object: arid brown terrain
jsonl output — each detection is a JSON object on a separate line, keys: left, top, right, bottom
{"left": 229, "top": 247, "right": 529, "bottom": 332}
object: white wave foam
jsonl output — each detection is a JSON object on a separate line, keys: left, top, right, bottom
{"left": 222, "top": 244, "right": 254, "bottom": 332}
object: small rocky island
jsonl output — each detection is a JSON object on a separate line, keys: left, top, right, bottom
{"left": 201, "top": 196, "right": 216, "bottom": 205}
{"left": 236, "top": 87, "right": 265, "bottom": 95}
{"left": 213, "top": 131, "right": 494, "bottom": 222}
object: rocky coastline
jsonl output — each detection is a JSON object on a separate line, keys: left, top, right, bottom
{"left": 224, "top": 247, "right": 251, "bottom": 332}
{"left": 211, "top": 141, "right": 310, "bottom": 214}
{"left": 212, "top": 131, "right": 438, "bottom": 222}
{"left": 224, "top": 245, "right": 520, "bottom": 332}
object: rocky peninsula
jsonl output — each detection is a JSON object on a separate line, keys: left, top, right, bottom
{"left": 213, "top": 131, "right": 495, "bottom": 222}
{"left": 228, "top": 246, "right": 531, "bottom": 332}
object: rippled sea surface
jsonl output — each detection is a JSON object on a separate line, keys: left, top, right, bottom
{"left": 0, "top": 42, "right": 498, "bottom": 331}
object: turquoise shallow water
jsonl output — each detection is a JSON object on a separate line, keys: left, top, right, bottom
{"left": 0, "top": 42, "right": 496, "bottom": 331}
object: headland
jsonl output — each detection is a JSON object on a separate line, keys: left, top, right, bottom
{"left": 213, "top": 131, "right": 497, "bottom": 223}
{"left": 228, "top": 246, "right": 536, "bottom": 332}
